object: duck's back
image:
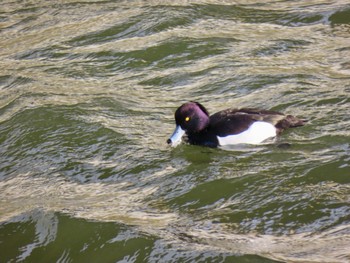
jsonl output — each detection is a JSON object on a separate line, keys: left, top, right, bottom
{"left": 209, "top": 108, "right": 286, "bottom": 137}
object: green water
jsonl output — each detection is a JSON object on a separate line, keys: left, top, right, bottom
{"left": 1, "top": 1, "right": 350, "bottom": 262}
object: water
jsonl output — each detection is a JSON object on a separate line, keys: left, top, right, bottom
{"left": 1, "top": 0, "right": 350, "bottom": 262}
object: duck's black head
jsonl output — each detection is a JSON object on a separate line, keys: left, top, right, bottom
{"left": 167, "top": 102, "right": 210, "bottom": 146}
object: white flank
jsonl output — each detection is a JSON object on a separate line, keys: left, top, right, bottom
{"left": 217, "top": 121, "right": 277, "bottom": 146}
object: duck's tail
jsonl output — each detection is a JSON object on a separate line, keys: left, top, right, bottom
{"left": 276, "top": 115, "right": 307, "bottom": 133}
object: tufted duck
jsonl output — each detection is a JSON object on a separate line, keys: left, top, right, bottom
{"left": 167, "top": 101, "right": 306, "bottom": 148}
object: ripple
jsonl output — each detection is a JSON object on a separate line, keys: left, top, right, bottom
{"left": 1, "top": 0, "right": 350, "bottom": 262}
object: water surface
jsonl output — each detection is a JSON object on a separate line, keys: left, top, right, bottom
{"left": 1, "top": 0, "right": 350, "bottom": 262}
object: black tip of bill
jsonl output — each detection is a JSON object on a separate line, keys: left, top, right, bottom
{"left": 167, "top": 125, "right": 185, "bottom": 147}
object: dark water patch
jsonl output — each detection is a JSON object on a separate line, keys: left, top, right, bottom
{"left": 0, "top": 75, "right": 35, "bottom": 89}
{"left": 0, "top": 218, "right": 36, "bottom": 262}
{"left": 68, "top": 6, "right": 196, "bottom": 47}
{"left": 0, "top": 105, "right": 125, "bottom": 181}
{"left": 281, "top": 5, "right": 350, "bottom": 27}
{"left": 0, "top": 210, "right": 156, "bottom": 263}
{"left": 0, "top": 98, "right": 173, "bottom": 183}
{"left": 45, "top": 37, "right": 230, "bottom": 79}
{"left": 163, "top": 144, "right": 350, "bottom": 235}
{"left": 229, "top": 197, "right": 350, "bottom": 235}
{"left": 313, "top": 95, "right": 349, "bottom": 107}
{"left": 114, "top": 37, "right": 229, "bottom": 70}
{"left": 68, "top": 19, "right": 143, "bottom": 47}
{"left": 15, "top": 45, "right": 77, "bottom": 61}
{"left": 195, "top": 4, "right": 271, "bottom": 23}
{"left": 167, "top": 177, "right": 241, "bottom": 211}
{"left": 295, "top": 158, "right": 350, "bottom": 185}
{"left": 148, "top": 38, "right": 230, "bottom": 69}
{"left": 60, "top": 145, "right": 167, "bottom": 183}
{"left": 186, "top": 74, "right": 276, "bottom": 98}
{"left": 193, "top": 3, "right": 337, "bottom": 26}
{"left": 280, "top": 12, "right": 326, "bottom": 27}
{"left": 335, "top": 46, "right": 350, "bottom": 52}
{"left": 0, "top": 210, "right": 283, "bottom": 263}
{"left": 253, "top": 39, "right": 312, "bottom": 57}
{"left": 329, "top": 7, "right": 350, "bottom": 25}
{"left": 201, "top": 74, "right": 298, "bottom": 98}
{"left": 0, "top": 13, "right": 39, "bottom": 32}
{"left": 0, "top": 2, "right": 66, "bottom": 35}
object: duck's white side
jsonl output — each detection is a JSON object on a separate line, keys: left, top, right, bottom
{"left": 217, "top": 121, "right": 276, "bottom": 145}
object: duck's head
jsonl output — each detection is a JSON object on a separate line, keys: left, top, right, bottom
{"left": 167, "top": 102, "right": 210, "bottom": 147}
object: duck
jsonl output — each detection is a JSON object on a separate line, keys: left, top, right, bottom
{"left": 167, "top": 101, "right": 306, "bottom": 148}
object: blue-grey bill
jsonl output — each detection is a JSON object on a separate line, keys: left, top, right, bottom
{"left": 167, "top": 125, "right": 185, "bottom": 147}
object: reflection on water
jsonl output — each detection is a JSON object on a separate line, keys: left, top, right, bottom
{"left": 1, "top": 0, "right": 350, "bottom": 262}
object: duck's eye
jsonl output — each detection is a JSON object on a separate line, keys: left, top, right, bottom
{"left": 185, "top": 117, "right": 190, "bottom": 122}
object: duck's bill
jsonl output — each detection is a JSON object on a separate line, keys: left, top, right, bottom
{"left": 167, "top": 125, "right": 185, "bottom": 147}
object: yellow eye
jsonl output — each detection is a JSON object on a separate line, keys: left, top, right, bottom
{"left": 185, "top": 117, "right": 190, "bottom": 122}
